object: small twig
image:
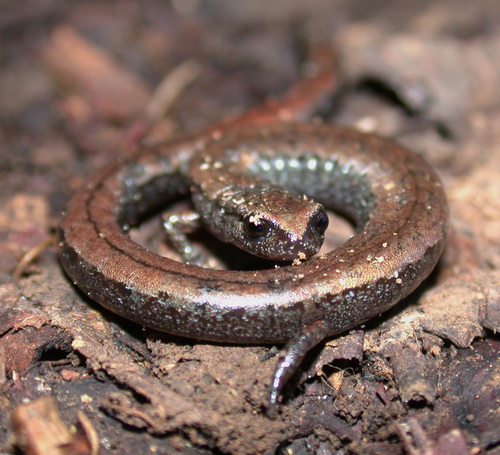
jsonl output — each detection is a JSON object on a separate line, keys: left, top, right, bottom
{"left": 13, "top": 235, "right": 56, "bottom": 282}
{"left": 145, "top": 59, "right": 203, "bottom": 122}
{"left": 77, "top": 410, "right": 100, "bottom": 455}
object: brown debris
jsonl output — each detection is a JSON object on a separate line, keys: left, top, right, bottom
{"left": 1, "top": 325, "right": 70, "bottom": 374}
{"left": 446, "top": 339, "right": 500, "bottom": 449}
{"left": 17, "top": 262, "right": 286, "bottom": 454}
{"left": 304, "top": 331, "right": 364, "bottom": 395}
{"left": 417, "top": 281, "right": 485, "bottom": 348}
{"left": 11, "top": 396, "right": 94, "bottom": 455}
{"left": 386, "top": 344, "right": 438, "bottom": 405}
{"left": 395, "top": 418, "right": 470, "bottom": 455}
{"left": 13, "top": 236, "right": 56, "bottom": 282}
{"left": 43, "top": 26, "right": 151, "bottom": 123}
{"left": 480, "top": 276, "right": 500, "bottom": 332}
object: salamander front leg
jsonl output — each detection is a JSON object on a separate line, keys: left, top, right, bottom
{"left": 161, "top": 210, "right": 224, "bottom": 269}
{"left": 267, "top": 320, "right": 330, "bottom": 418}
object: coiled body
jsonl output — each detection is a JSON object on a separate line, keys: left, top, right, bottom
{"left": 59, "top": 119, "right": 448, "bottom": 415}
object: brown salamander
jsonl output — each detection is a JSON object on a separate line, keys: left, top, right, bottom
{"left": 58, "top": 46, "right": 448, "bottom": 416}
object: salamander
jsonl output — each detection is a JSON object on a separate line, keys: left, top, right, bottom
{"left": 58, "top": 47, "right": 448, "bottom": 417}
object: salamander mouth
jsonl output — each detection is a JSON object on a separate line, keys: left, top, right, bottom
{"left": 242, "top": 227, "right": 324, "bottom": 262}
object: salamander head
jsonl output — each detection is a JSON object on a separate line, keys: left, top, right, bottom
{"left": 225, "top": 186, "right": 328, "bottom": 261}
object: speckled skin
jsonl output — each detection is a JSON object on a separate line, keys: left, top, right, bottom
{"left": 58, "top": 121, "right": 448, "bottom": 414}
{"left": 189, "top": 140, "right": 329, "bottom": 261}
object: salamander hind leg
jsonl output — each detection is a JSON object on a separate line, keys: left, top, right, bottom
{"left": 267, "top": 320, "right": 330, "bottom": 418}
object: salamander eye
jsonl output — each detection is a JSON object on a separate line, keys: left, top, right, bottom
{"left": 313, "top": 212, "right": 329, "bottom": 235}
{"left": 244, "top": 214, "right": 272, "bottom": 239}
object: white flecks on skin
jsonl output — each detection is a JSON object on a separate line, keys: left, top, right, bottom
{"left": 307, "top": 158, "right": 317, "bottom": 171}
{"left": 275, "top": 158, "right": 285, "bottom": 170}
{"left": 261, "top": 161, "right": 271, "bottom": 172}
{"left": 341, "top": 162, "right": 353, "bottom": 175}
{"left": 248, "top": 214, "right": 263, "bottom": 224}
{"left": 324, "top": 161, "right": 334, "bottom": 172}
{"left": 289, "top": 158, "right": 299, "bottom": 168}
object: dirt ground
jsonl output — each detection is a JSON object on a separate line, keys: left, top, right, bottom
{"left": 2, "top": 1, "right": 500, "bottom": 454}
